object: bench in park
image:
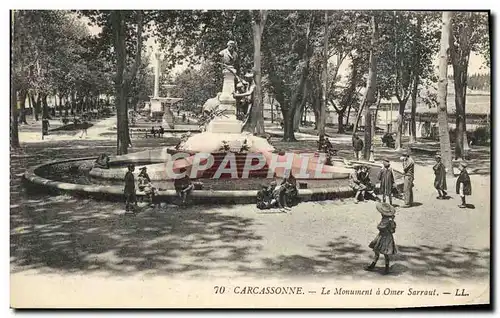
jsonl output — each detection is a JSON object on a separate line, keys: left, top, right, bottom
{"left": 409, "top": 146, "right": 438, "bottom": 156}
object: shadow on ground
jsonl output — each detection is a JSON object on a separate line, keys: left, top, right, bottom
{"left": 10, "top": 139, "right": 490, "bottom": 280}
{"left": 237, "top": 236, "right": 490, "bottom": 281}
{"left": 11, "top": 195, "right": 263, "bottom": 276}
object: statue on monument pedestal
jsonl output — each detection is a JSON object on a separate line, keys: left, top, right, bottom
{"left": 219, "top": 40, "right": 238, "bottom": 69}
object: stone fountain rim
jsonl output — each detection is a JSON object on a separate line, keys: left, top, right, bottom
{"left": 22, "top": 157, "right": 404, "bottom": 204}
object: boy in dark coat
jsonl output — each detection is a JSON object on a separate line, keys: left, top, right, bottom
{"left": 174, "top": 168, "right": 194, "bottom": 205}
{"left": 124, "top": 164, "right": 137, "bottom": 213}
{"left": 456, "top": 162, "right": 472, "bottom": 208}
{"left": 377, "top": 159, "right": 395, "bottom": 205}
{"left": 352, "top": 134, "right": 364, "bottom": 160}
{"left": 433, "top": 154, "right": 447, "bottom": 199}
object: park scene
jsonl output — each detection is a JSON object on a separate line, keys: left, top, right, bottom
{"left": 10, "top": 10, "right": 490, "bottom": 307}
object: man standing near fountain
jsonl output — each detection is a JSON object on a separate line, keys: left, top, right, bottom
{"left": 124, "top": 164, "right": 138, "bottom": 214}
{"left": 401, "top": 150, "right": 415, "bottom": 208}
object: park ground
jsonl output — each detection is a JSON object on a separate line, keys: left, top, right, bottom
{"left": 10, "top": 116, "right": 491, "bottom": 307}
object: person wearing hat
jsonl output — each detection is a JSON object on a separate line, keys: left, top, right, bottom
{"left": 352, "top": 133, "right": 364, "bottom": 161}
{"left": 359, "top": 165, "right": 378, "bottom": 201}
{"left": 433, "top": 154, "right": 447, "bottom": 199}
{"left": 256, "top": 184, "right": 272, "bottom": 210}
{"left": 281, "top": 170, "right": 299, "bottom": 208}
{"left": 401, "top": 149, "right": 415, "bottom": 208}
{"left": 270, "top": 179, "right": 287, "bottom": 210}
{"left": 365, "top": 202, "right": 398, "bottom": 275}
{"left": 138, "top": 167, "right": 157, "bottom": 207}
{"left": 456, "top": 161, "right": 472, "bottom": 208}
{"left": 349, "top": 164, "right": 366, "bottom": 203}
{"left": 124, "top": 164, "right": 137, "bottom": 213}
{"left": 377, "top": 159, "right": 395, "bottom": 205}
{"left": 174, "top": 167, "right": 194, "bottom": 206}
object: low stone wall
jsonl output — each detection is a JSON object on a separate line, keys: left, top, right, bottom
{"left": 23, "top": 158, "right": 404, "bottom": 205}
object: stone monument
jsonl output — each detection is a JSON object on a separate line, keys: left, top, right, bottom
{"left": 179, "top": 40, "right": 274, "bottom": 153}
{"left": 149, "top": 51, "right": 182, "bottom": 128}
{"left": 205, "top": 40, "right": 242, "bottom": 133}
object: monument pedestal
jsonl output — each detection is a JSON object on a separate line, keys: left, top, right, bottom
{"left": 206, "top": 67, "right": 242, "bottom": 134}
{"left": 206, "top": 114, "right": 242, "bottom": 133}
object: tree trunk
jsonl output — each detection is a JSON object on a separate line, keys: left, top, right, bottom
{"left": 11, "top": 81, "right": 20, "bottom": 148}
{"left": 395, "top": 103, "right": 405, "bottom": 150}
{"left": 363, "top": 15, "right": 379, "bottom": 160}
{"left": 27, "top": 91, "right": 33, "bottom": 120}
{"left": 410, "top": 77, "right": 418, "bottom": 143}
{"left": 70, "top": 92, "right": 75, "bottom": 116}
{"left": 113, "top": 11, "right": 129, "bottom": 155}
{"left": 112, "top": 10, "right": 143, "bottom": 155}
{"left": 409, "top": 15, "right": 422, "bottom": 144}
{"left": 346, "top": 104, "right": 352, "bottom": 127}
{"left": 19, "top": 88, "right": 28, "bottom": 124}
{"left": 42, "top": 93, "right": 49, "bottom": 119}
{"left": 453, "top": 66, "right": 468, "bottom": 159}
{"left": 64, "top": 95, "right": 69, "bottom": 116}
{"left": 251, "top": 10, "right": 267, "bottom": 136}
{"left": 312, "top": 94, "right": 320, "bottom": 129}
{"left": 337, "top": 109, "right": 345, "bottom": 133}
{"left": 57, "top": 93, "right": 63, "bottom": 118}
{"left": 280, "top": 101, "right": 296, "bottom": 142}
{"left": 31, "top": 93, "right": 41, "bottom": 121}
{"left": 318, "top": 11, "right": 329, "bottom": 140}
{"left": 437, "top": 11, "right": 454, "bottom": 176}
{"left": 293, "top": 84, "right": 307, "bottom": 131}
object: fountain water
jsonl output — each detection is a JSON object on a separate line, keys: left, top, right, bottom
{"left": 148, "top": 53, "right": 182, "bottom": 128}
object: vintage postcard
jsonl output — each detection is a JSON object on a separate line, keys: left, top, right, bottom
{"left": 10, "top": 8, "right": 491, "bottom": 309}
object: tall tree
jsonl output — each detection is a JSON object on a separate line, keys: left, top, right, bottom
{"left": 449, "top": 11, "right": 489, "bottom": 159}
{"left": 82, "top": 10, "right": 150, "bottom": 154}
{"left": 318, "top": 11, "right": 329, "bottom": 140}
{"left": 111, "top": 10, "right": 144, "bottom": 154}
{"left": 437, "top": 12, "right": 454, "bottom": 176}
{"left": 249, "top": 10, "right": 268, "bottom": 135}
{"left": 362, "top": 14, "right": 379, "bottom": 160}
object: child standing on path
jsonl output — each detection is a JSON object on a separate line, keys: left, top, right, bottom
{"left": 365, "top": 202, "right": 398, "bottom": 275}
{"left": 124, "top": 164, "right": 137, "bottom": 213}
{"left": 456, "top": 161, "right": 472, "bottom": 208}
{"left": 433, "top": 154, "right": 447, "bottom": 199}
{"left": 377, "top": 159, "right": 395, "bottom": 205}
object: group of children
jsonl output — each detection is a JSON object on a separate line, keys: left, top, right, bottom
{"left": 123, "top": 164, "right": 194, "bottom": 214}
{"left": 256, "top": 172, "right": 299, "bottom": 211}
{"left": 433, "top": 155, "right": 472, "bottom": 208}
{"left": 363, "top": 155, "right": 473, "bottom": 275}
{"left": 349, "top": 164, "right": 383, "bottom": 203}
{"left": 149, "top": 126, "right": 165, "bottom": 138}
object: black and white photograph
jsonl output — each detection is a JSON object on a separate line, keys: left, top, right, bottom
{"left": 9, "top": 6, "right": 492, "bottom": 308}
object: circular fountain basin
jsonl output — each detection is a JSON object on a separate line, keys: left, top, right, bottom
{"left": 23, "top": 155, "right": 404, "bottom": 205}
